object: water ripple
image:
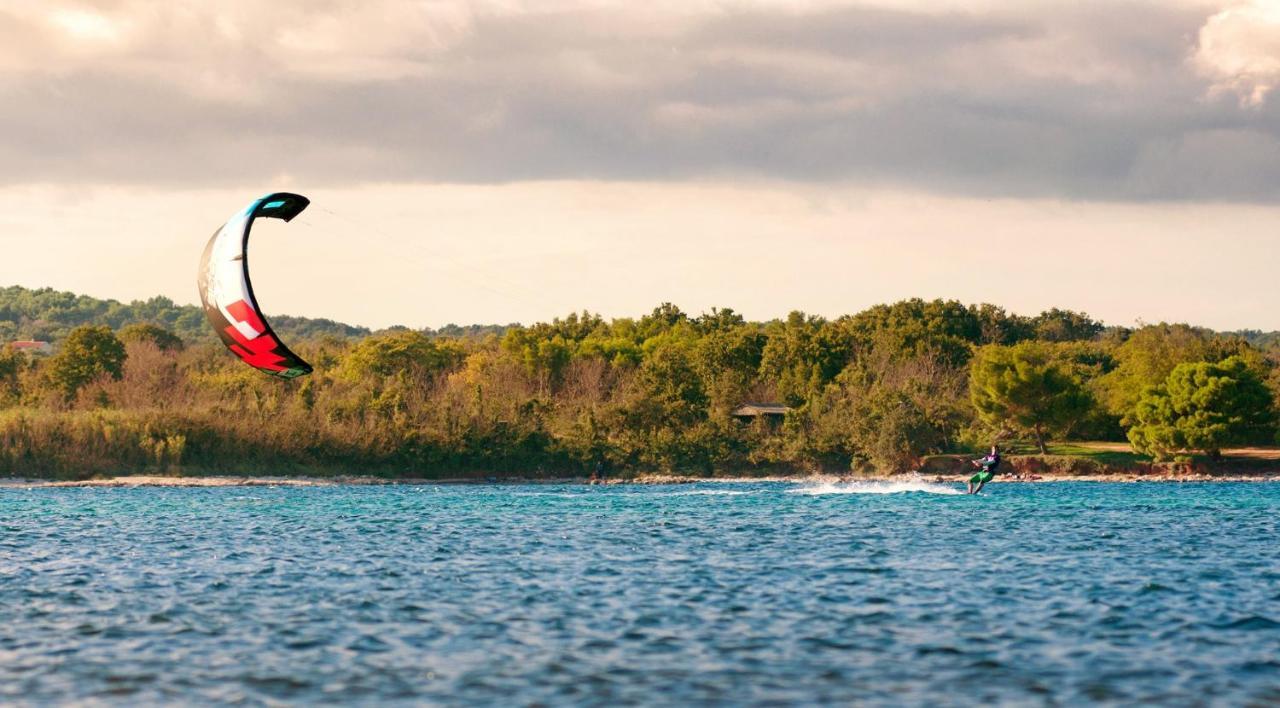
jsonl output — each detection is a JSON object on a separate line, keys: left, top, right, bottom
{"left": 1, "top": 482, "right": 1279, "bottom": 704}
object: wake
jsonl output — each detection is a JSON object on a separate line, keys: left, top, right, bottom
{"left": 789, "top": 479, "right": 964, "bottom": 496}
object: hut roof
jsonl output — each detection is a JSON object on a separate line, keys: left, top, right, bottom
{"left": 730, "top": 403, "right": 791, "bottom": 417}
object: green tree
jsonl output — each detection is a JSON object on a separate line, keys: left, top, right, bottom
{"left": 636, "top": 303, "right": 688, "bottom": 340}
{"left": 613, "top": 334, "right": 715, "bottom": 470}
{"left": 1127, "top": 356, "right": 1274, "bottom": 461}
{"left": 501, "top": 329, "right": 573, "bottom": 389}
{"left": 1031, "top": 308, "right": 1104, "bottom": 342}
{"left": 633, "top": 334, "right": 707, "bottom": 424}
{"left": 46, "top": 325, "right": 127, "bottom": 401}
{"left": 1098, "top": 323, "right": 1250, "bottom": 422}
{"left": 970, "top": 342, "right": 1092, "bottom": 453}
{"left": 847, "top": 388, "right": 943, "bottom": 473}
{"left": 759, "top": 312, "right": 852, "bottom": 405}
{"left": 693, "top": 307, "right": 746, "bottom": 334}
{"left": 338, "top": 331, "right": 464, "bottom": 382}
{"left": 972, "top": 303, "right": 1035, "bottom": 345}
{"left": 842, "top": 298, "right": 982, "bottom": 366}
{"left": 693, "top": 323, "right": 765, "bottom": 413}
{"left": 0, "top": 284, "right": 370, "bottom": 343}
{"left": 119, "top": 323, "right": 185, "bottom": 352}
{"left": 500, "top": 311, "right": 612, "bottom": 389}
{"left": 809, "top": 332, "right": 973, "bottom": 471}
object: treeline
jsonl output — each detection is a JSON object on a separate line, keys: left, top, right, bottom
{"left": 1, "top": 296, "right": 1278, "bottom": 479}
{"left": 0, "top": 285, "right": 508, "bottom": 344}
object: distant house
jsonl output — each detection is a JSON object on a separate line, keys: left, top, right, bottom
{"left": 731, "top": 402, "right": 791, "bottom": 423}
{"left": 10, "top": 340, "right": 51, "bottom": 356}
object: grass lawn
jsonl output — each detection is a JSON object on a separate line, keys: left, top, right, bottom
{"left": 981, "top": 440, "right": 1150, "bottom": 463}
{"left": 1042, "top": 442, "right": 1151, "bottom": 465}
{"left": 1000, "top": 441, "right": 1280, "bottom": 465}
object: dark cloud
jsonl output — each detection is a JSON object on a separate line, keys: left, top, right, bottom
{"left": 2, "top": 1, "right": 1279, "bottom": 201}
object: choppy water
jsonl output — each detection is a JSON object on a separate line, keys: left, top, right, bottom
{"left": 2, "top": 481, "right": 1279, "bottom": 706}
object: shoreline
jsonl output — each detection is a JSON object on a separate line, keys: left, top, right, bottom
{"left": 5, "top": 470, "right": 1280, "bottom": 488}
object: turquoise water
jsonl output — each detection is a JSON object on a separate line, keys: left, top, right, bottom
{"left": 2, "top": 480, "right": 1279, "bottom": 705}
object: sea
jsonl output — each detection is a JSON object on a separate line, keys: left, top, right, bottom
{"left": 1, "top": 480, "right": 1278, "bottom": 706}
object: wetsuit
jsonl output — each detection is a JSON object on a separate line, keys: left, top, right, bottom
{"left": 969, "top": 452, "right": 1000, "bottom": 484}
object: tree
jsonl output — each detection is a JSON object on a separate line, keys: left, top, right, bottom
{"left": 636, "top": 303, "right": 688, "bottom": 340}
{"left": 1126, "top": 356, "right": 1274, "bottom": 461}
{"left": 614, "top": 335, "right": 714, "bottom": 470}
{"left": 1098, "top": 323, "right": 1249, "bottom": 422}
{"left": 693, "top": 323, "right": 765, "bottom": 412}
{"left": 0, "top": 284, "right": 370, "bottom": 343}
{"left": 119, "top": 323, "right": 185, "bottom": 352}
{"left": 1031, "top": 308, "right": 1104, "bottom": 342}
{"left": 842, "top": 298, "right": 983, "bottom": 366}
{"left": 0, "top": 346, "right": 24, "bottom": 404}
{"left": 972, "top": 303, "right": 1035, "bottom": 345}
{"left": 46, "top": 325, "right": 127, "bottom": 401}
{"left": 694, "top": 307, "right": 746, "bottom": 334}
{"left": 501, "top": 328, "right": 574, "bottom": 389}
{"left": 970, "top": 342, "right": 1092, "bottom": 453}
{"left": 848, "top": 388, "right": 944, "bottom": 473}
{"left": 631, "top": 335, "right": 707, "bottom": 425}
{"left": 814, "top": 336, "right": 971, "bottom": 471}
{"left": 339, "top": 331, "right": 464, "bottom": 382}
{"left": 759, "top": 312, "right": 852, "bottom": 405}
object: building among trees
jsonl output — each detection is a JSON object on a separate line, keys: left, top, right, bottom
{"left": 731, "top": 403, "right": 791, "bottom": 422}
{"left": 10, "top": 340, "right": 51, "bottom": 356}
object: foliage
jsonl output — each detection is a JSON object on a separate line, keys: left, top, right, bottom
{"left": 338, "top": 331, "right": 465, "bottom": 382}
{"left": 1127, "top": 356, "right": 1275, "bottom": 460}
{"left": 46, "top": 326, "right": 128, "bottom": 402}
{"left": 759, "top": 312, "right": 852, "bottom": 405}
{"left": 1098, "top": 323, "right": 1252, "bottom": 423}
{"left": 970, "top": 342, "right": 1093, "bottom": 453}
{"left": 119, "top": 323, "right": 185, "bottom": 352}
{"left": 0, "top": 285, "right": 368, "bottom": 344}
{"left": 0, "top": 347, "right": 24, "bottom": 405}
{"left": 2, "top": 286, "right": 1279, "bottom": 478}
{"left": 1031, "top": 308, "right": 1105, "bottom": 342}
{"left": 806, "top": 341, "right": 971, "bottom": 472}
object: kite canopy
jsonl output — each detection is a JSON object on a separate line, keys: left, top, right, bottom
{"left": 197, "top": 192, "right": 313, "bottom": 378}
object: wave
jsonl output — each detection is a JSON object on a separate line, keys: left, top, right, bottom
{"left": 661, "top": 489, "right": 756, "bottom": 497}
{"left": 788, "top": 480, "right": 964, "bottom": 496}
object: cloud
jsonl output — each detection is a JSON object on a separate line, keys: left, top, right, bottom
{"left": 1195, "top": 0, "right": 1280, "bottom": 106}
{"left": 1, "top": 1, "right": 1279, "bottom": 201}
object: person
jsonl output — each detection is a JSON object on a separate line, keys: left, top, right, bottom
{"left": 967, "top": 445, "right": 1001, "bottom": 494}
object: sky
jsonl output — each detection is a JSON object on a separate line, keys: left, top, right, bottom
{"left": 1, "top": 0, "right": 1279, "bottom": 330}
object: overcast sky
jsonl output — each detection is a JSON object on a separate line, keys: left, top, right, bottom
{"left": 1, "top": 0, "right": 1279, "bottom": 329}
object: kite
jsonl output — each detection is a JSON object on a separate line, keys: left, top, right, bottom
{"left": 197, "top": 192, "right": 313, "bottom": 378}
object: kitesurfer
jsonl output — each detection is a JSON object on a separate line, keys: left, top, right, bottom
{"left": 966, "top": 445, "right": 1001, "bottom": 494}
